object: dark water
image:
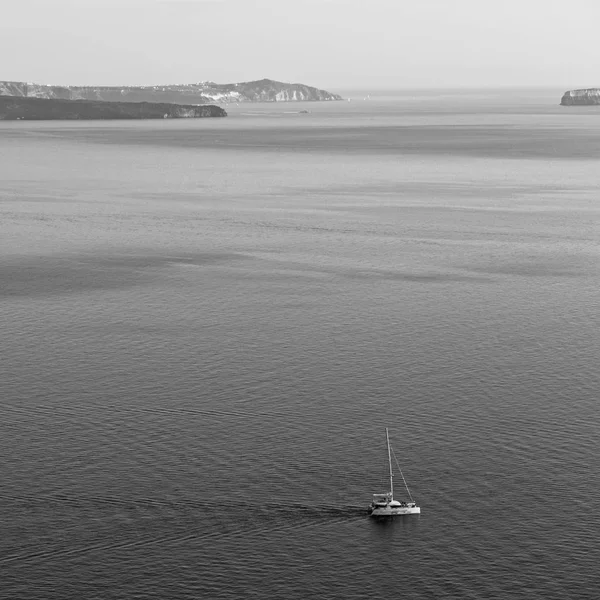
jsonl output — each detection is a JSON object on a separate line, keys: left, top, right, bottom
{"left": 1, "top": 89, "right": 600, "bottom": 599}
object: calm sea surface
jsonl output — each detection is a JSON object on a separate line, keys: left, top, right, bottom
{"left": 1, "top": 89, "right": 599, "bottom": 599}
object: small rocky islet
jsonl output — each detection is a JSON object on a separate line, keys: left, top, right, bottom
{"left": 560, "top": 88, "right": 600, "bottom": 106}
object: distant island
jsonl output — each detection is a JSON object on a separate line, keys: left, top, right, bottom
{"left": 0, "top": 96, "right": 227, "bottom": 120}
{"left": 560, "top": 88, "right": 600, "bottom": 106}
{"left": 0, "top": 78, "right": 342, "bottom": 104}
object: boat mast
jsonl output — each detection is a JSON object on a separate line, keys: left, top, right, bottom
{"left": 386, "top": 427, "right": 393, "bottom": 499}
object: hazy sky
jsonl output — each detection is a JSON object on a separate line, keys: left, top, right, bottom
{"left": 2, "top": 0, "right": 599, "bottom": 90}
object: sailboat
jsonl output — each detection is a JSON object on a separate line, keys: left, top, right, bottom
{"left": 368, "top": 428, "right": 420, "bottom": 517}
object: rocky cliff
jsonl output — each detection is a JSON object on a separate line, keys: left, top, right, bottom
{"left": 0, "top": 78, "right": 342, "bottom": 104}
{"left": 0, "top": 96, "right": 227, "bottom": 120}
{"left": 560, "top": 88, "right": 600, "bottom": 105}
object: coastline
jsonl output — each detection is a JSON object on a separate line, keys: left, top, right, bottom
{"left": 0, "top": 96, "right": 227, "bottom": 120}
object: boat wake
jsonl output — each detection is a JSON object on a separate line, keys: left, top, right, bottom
{"left": 0, "top": 494, "right": 367, "bottom": 566}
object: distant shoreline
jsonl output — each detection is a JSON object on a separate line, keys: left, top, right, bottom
{"left": 0, "top": 78, "right": 342, "bottom": 105}
{"left": 0, "top": 96, "right": 227, "bottom": 121}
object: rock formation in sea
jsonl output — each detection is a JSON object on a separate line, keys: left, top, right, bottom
{"left": 560, "top": 88, "right": 600, "bottom": 106}
{"left": 0, "top": 96, "right": 227, "bottom": 120}
{"left": 0, "top": 78, "right": 342, "bottom": 104}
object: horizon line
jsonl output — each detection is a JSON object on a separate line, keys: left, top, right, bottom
{"left": 0, "top": 78, "right": 592, "bottom": 92}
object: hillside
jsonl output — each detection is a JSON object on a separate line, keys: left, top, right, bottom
{"left": 0, "top": 78, "right": 342, "bottom": 104}
{"left": 0, "top": 96, "right": 227, "bottom": 120}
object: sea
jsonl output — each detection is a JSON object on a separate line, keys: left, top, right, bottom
{"left": 1, "top": 88, "right": 599, "bottom": 599}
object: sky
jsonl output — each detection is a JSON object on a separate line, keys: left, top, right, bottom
{"left": 2, "top": 0, "right": 599, "bottom": 90}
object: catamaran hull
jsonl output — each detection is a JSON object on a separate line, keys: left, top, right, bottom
{"left": 369, "top": 506, "right": 420, "bottom": 517}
